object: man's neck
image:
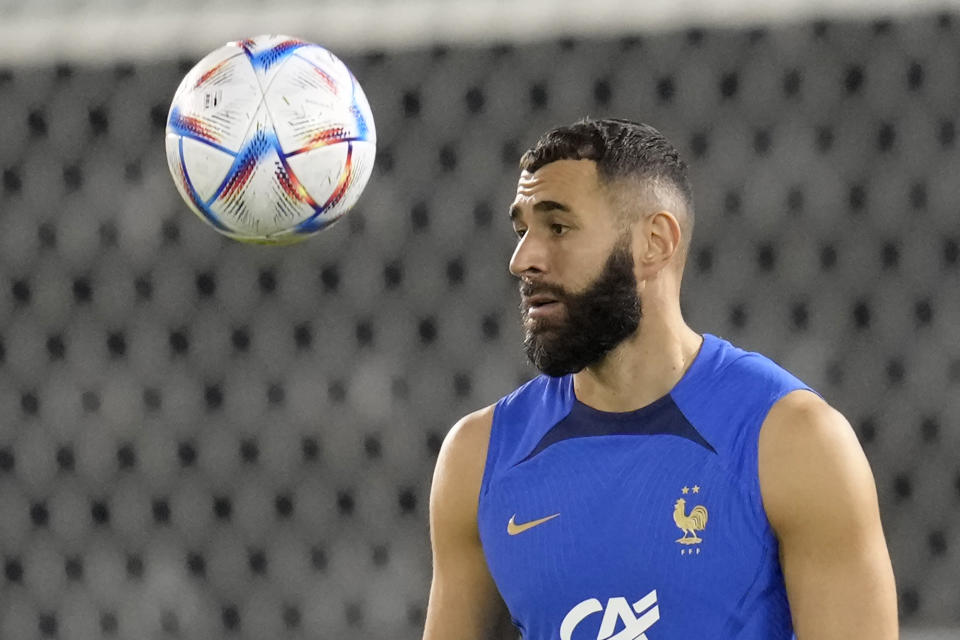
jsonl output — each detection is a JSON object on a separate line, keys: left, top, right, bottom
{"left": 572, "top": 319, "right": 702, "bottom": 413}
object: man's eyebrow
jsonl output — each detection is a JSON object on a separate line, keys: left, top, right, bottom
{"left": 509, "top": 200, "right": 571, "bottom": 221}
{"left": 534, "top": 200, "right": 570, "bottom": 213}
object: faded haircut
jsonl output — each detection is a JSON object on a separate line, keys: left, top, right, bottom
{"left": 519, "top": 118, "right": 694, "bottom": 228}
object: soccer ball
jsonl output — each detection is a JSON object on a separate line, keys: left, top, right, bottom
{"left": 165, "top": 35, "right": 376, "bottom": 245}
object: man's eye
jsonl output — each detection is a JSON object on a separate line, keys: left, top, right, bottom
{"left": 550, "top": 224, "right": 567, "bottom": 236}
{"left": 514, "top": 228, "right": 527, "bottom": 238}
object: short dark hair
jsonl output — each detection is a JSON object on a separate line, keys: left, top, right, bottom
{"left": 519, "top": 118, "right": 694, "bottom": 216}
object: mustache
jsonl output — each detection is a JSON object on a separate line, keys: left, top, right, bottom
{"left": 519, "top": 280, "right": 568, "bottom": 301}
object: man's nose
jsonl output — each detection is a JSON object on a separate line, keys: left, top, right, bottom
{"left": 509, "top": 231, "right": 547, "bottom": 278}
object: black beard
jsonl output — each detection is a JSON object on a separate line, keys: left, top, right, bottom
{"left": 520, "top": 239, "right": 642, "bottom": 377}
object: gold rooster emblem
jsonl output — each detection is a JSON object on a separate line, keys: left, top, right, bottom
{"left": 673, "top": 498, "right": 708, "bottom": 545}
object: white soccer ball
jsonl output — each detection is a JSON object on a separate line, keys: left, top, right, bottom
{"left": 165, "top": 35, "right": 376, "bottom": 244}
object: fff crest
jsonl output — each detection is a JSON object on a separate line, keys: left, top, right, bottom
{"left": 673, "top": 485, "right": 708, "bottom": 555}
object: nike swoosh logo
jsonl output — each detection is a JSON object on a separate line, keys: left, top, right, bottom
{"left": 507, "top": 513, "right": 560, "bottom": 535}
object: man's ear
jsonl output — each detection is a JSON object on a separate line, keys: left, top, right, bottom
{"left": 636, "top": 210, "right": 681, "bottom": 278}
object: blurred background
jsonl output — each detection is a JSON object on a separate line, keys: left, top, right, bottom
{"left": 0, "top": 0, "right": 959, "bottom": 638}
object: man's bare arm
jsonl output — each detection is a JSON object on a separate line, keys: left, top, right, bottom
{"left": 423, "top": 406, "right": 516, "bottom": 640}
{"left": 760, "top": 391, "right": 897, "bottom": 639}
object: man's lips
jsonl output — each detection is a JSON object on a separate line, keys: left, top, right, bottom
{"left": 523, "top": 294, "right": 559, "bottom": 308}
{"left": 523, "top": 294, "right": 563, "bottom": 320}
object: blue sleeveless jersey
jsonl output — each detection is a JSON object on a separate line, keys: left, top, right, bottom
{"left": 477, "top": 334, "right": 812, "bottom": 640}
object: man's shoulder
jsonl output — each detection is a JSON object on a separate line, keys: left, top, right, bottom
{"left": 758, "top": 389, "right": 876, "bottom": 533}
{"left": 669, "top": 335, "right": 816, "bottom": 468}
{"left": 761, "top": 391, "right": 851, "bottom": 456}
{"left": 703, "top": 334, "right": 811, "bottom": 394}
{"left": 758, "top": 386, "right": 862, "bottom": 517}
{"left": 431, "top": 405, "right": 497, "bottom": 531}
{"left": 498, "top": 373, "right": 558, "bottom": 405}
{"left": 442, "top": 374, "right": 561, "bottom": 469}
{"left": 442, "top": 404, "right": 496, "bottom": 466}
{"left": 494, "top": 374, "right": 574, "bottom": 426}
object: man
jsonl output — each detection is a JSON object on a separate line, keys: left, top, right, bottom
{"left": 423, "top": 119, "right": 897, "bottom": 639}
